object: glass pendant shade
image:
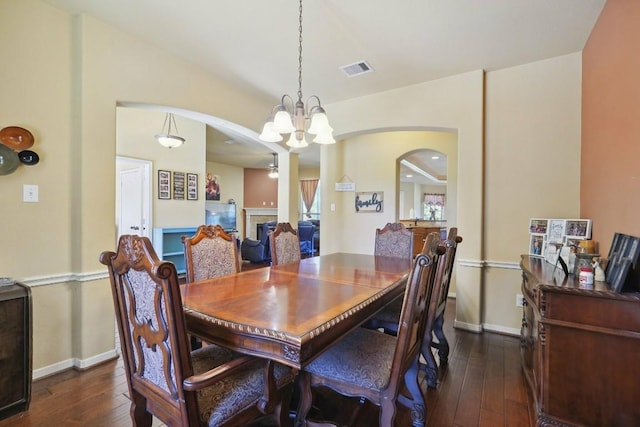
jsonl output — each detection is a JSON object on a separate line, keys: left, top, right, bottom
{"left": 307, "top": 111, "right": 330, "bottom": 135}
{"left": 286, "top": 132, "right": 308, "bottom": 148}
{"left": 272, "top": 109, "right": 296, "bottom": 133}
{"left": 259, "top": 122, "right": 284, "bottom": 142}
{"left": 155, "top": 134, "right": 185, "bottom": 148}
{"left": 312, "top": 131, "right": 336, "bottom": 144}
{"left": 155, "top": 113, "right": 185, "bottom": 148}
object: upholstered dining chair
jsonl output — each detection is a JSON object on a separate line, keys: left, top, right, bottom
{"left": 295, "top": 239, "right": 446, "bottom": 427}
{"left": 269, "top": 222, "right": 301, "bottom": 265}
{"left": 365, "top": 229, "right": 462, "bottom": 389}
{"left": 363, "top": 223, "right": 417, "bottom": 334}
{"left": 100, "top": 235, "right": 295, "bottom": 427}
{"left": 182, "top": 224, "right": 240, "bottom": 283}
{"left": 373, "top": 222, "right": 414, "bottom": 259}
{"left": 429, "top": 228, "right": 463, "bottom": 366}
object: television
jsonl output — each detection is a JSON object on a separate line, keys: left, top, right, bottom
{"left": 205, "top": 202, "right": 237, "bottom": 232}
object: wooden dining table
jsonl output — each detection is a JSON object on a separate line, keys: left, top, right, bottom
{"left": 181, "top": 252, "right": 411, "bottom": 369}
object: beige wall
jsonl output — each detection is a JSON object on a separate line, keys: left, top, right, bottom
{"left": 582, "top": 0, "right": 640, "bottom": 254}
{"left": 483, "top": 53, "right": 582, "bottom": 332}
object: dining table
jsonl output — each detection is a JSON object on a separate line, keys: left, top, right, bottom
{"left": 181, "top": 252, "right": 412, "bottom": 369}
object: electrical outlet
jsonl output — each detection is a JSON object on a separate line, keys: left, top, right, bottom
{"left": 516, "top": 293, "right": 524, "bottom": 308}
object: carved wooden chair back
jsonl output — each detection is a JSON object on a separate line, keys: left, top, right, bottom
{"left": 100, "top": 235, "right": 294, "bottom": 427}
{"left": 296, "top": 234, "right": 445, "bottom": 427}
{"left": 428, "top": 227, "right": 463, "bottom": 368}
{"left": 374, "top": 222, "right": 414, "bottom": 259}
{"left": 182, "top": 224, "right": 240, "bottom": 283}
{"left": 269, "top": 222, "right": 301, "bottom": 265}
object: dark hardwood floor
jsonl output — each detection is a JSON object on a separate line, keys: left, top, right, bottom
{"left": 0, "top": 299, "right": 532, "bottom": 427}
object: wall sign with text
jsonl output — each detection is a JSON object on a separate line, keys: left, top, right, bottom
{"left": 355, "top": 191, "right": 383, "bottom": 213}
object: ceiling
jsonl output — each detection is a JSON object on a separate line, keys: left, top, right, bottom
{"left": 43, "top": 0, "right": 605, "bottom": 183}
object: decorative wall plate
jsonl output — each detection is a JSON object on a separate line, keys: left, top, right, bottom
{"left": 18, "top": 150, "right": 39, "bottom": 165}
{"left": 0, "top": 126, "right": 34, "bottom": 151}
{"left": 0, "top": 144, "right": 19, "bottom": 175}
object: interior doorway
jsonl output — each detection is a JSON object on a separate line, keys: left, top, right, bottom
{"left": 116, "top": 156, "right": 152, "bottom": 241}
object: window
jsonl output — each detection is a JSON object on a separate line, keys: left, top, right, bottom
{"left": 423, "top": 193, "right": 445, "bottom": 221}
{"left": 300, "top": 179, "right": 320, "bottom": 220}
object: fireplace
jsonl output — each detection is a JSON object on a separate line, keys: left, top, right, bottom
{"left": 243, "top": 208, "right": 277, "bottom": 239}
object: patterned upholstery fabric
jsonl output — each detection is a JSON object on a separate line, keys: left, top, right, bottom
{"left": 374, "top": 223, "right": 413, "bottom": 259}
{"left": 191, "top": 237, "right": 237, "bottom": 281}
{"left": 304, "top": 328, "right": 396, "bottom": 391}
{"left": 194, "top": 351, "right": 295, "bottom": 426}
{"left": 123, "top": 268, "right": 177, "bottom": 393}
{"left": 271, "top": 224, "right": 301, "bottom": 265}
{"left": 184, "top": 225, "right": 239, "bottom": 283}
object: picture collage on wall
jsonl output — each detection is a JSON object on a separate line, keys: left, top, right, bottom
{"left": 157, "top": 170, "right": 198, "bottom": 201}
{"left": 528, "top": 218, "right": 592, "bottom": 270}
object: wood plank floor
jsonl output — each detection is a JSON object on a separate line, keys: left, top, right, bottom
{"left": 0, "top": 299, "right": 532, "bottom": 427}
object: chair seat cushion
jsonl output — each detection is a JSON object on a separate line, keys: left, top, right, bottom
{"left": 191, "top": 345, "right": 295, "bottom": 426}
{"left": 373, "top": 297, "right": 402, "bottom": 324}
{"left": 304, "top": 328, "right": 396, "bottom": 392}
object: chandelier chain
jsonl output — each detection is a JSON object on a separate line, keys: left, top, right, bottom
{"left": 297, "top": 0, "right": 303, "bottom": 101}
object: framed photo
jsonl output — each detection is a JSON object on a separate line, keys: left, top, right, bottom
{"left": 187, "top": 173, "right": 198, "bottom": 200}
{"left": 173, "top": 171, "right": 185, "bottom": 200}
{"left": 355, "top": 191, "right": 383, "bottom": 213}
{"left": 529, "top": 218, "right": 548, "bottom": 235}
{"left": 605, "top": 233, "right": 640, "bottom": 292}
{"left": 564, "top": 219, "right": 592, "bottom": 239}
{"left": 529, "top": 234, "right": 546, "bottom": 257}
{"left": 548, "top": 219, "right": 566, "bottom": 243}
{"left": 158, "top": 170, "right": 171, "bottom": 200}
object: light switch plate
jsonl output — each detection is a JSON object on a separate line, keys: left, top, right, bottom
{"left": 23, "top": 184, "right": 39, "bottom": 202}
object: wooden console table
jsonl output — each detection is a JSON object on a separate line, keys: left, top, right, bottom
{"left": 520, "top": 256, "right": 640, "bottom": 426}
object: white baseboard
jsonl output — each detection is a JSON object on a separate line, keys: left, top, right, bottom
{"left": 33, "top": 349, "right": 119, "bottom": 380}
{"left": 453, "top": 319, "right": 483, "bottom": 333}
{"left": 482, "top": 323, "right": 520, "bottom": 337}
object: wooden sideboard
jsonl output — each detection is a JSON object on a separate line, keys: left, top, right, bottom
{"left": 0, "top": 282, "right": 32, "bottom": 420}
{"left": 520, "top": 256, "right": 640, "bottom": 426}
{"left": 406, "top": 226, "right": 446, "bottom": 257}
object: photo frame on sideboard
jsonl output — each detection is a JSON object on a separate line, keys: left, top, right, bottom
{"left": 605, "top": 232, "right": 640, "bottom": 293}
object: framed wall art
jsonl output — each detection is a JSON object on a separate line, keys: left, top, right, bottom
{"left": 173, "top": 171, "right": 185, "bottom": 200}
{"left": 158, "top": 170, "right": 170, "bottom": 200}
{"left": 355, "top": 191, "right": 383, "bottom": 213}
{"left": 187, "top": 173, "right": 198, "bottom": 200}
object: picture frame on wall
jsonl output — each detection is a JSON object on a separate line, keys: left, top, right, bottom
{"left": 187, "top": 173, "right": 198, "bottom": 200}
{"left": 158, "top": 170, "right": 170, "bottom": 200}
{"left": 355, "top": 191, "right": 383, "bottom": 213}
{"left": 173, "top": 171, "right": 185, "bottom": 200}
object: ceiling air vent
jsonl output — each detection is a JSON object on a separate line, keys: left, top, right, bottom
{"left": 339, "top": 61, "right": 374, "bottom": 77}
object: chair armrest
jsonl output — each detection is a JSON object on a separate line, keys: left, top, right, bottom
{"left": 183, "top": 355, "right": 258, "bottom": 391}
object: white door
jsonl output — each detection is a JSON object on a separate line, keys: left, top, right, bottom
{"left": 117, "top": 157, "right": 151, "bottom": 239}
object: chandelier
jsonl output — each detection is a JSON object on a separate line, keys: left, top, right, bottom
{"left": 155, "top": 113, "right": 185, "bottom": 148}
{"left": 259, "top": 0, "right": 335, "bottom": 148}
